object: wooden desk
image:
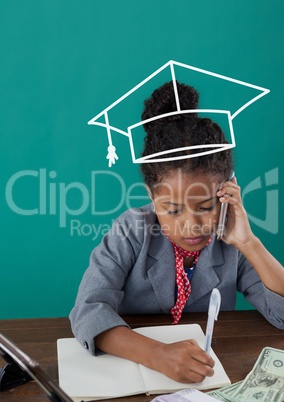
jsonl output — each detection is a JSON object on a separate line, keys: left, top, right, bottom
{"left": 0, "top": 311, "right": 283, "bottom": 401}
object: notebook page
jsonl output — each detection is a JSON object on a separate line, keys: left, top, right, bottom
{"left": 57, "top": 338, "right": 146, "bottom": 400}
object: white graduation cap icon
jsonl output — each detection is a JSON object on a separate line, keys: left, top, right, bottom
{"left": 88, "top": 60, "right": 270, "bottom": 167}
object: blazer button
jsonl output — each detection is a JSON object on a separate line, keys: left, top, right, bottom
{"left": 83, "top": 341, "right": 89, "bottom": 349}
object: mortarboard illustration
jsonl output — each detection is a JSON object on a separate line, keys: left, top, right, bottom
{"left": 88, "top": 60, "right": 270, "bottom": 167}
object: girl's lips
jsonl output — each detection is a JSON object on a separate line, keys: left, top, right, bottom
{"left": 183, "top": 236, "right": 205, "bottom": 245}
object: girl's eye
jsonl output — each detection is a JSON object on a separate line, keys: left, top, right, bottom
{"left": 199, "top": 206, "right": 214, "bottom": 213}
{"left": 168, "top": 209, "right": 182, "bottom": 215}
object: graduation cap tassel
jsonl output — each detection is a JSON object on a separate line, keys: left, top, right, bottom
{"left": 104, "top": 112, "right": 118, "bottom": 167}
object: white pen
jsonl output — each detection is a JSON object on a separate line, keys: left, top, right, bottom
{"left": 204, "top": 288, "right": 221, "bottom": 353}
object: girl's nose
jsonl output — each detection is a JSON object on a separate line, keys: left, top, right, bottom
{"left": 180, "top": 213, "right": 203, "bottom": 231}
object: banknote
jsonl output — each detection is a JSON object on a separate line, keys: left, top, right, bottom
{"left": 207, "top": 381, "right": 243, "bottom": 401}
{"left": 230, "top": 347, "right": 284, "bottom": 402}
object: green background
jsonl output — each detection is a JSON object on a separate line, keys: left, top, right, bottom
{"left": 0, "top": 0, "right": 283, "bottom": 319}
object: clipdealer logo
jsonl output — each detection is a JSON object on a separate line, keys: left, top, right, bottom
{"left": 4, "top": 167, "right": 279, "bottom": 238}
{"left": 4, "top": 169, "right": 149, "bottom": 237}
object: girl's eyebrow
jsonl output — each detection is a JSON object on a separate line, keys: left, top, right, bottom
{"left": 161, "top": 196, "right": 217, "bottom": 206}
{"left": 195, "top": 196, "right": 217, "bottom": 204}
{"left": 162, "top": 201, "right": 184, "bottom": 206}
{"left": 163, "top": 196, "right": 217, "bottom": 207}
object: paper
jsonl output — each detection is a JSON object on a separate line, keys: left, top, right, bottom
{"left": 57, "top": 324, "right": 231, "bottom": 401}
{"left": 57, "top": 338, "right": 145, "bottom": 400}
{"left": 151, "top": 388, "right": 220, "bottom": 401}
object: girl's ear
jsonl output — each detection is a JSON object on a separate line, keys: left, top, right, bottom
{"left": 146, "top": 185, "right": 154, "bottom": 201}
{"left": 146, "top": 185, "right": 156, "bottom": 213}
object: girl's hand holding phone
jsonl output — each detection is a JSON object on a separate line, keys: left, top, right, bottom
{"left": 216, "top": 177, "right": 255, "bottom": 250}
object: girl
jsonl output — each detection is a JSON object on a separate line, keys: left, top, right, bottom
{"left": 70, "top": 82, "right": 284, "bottom": 384}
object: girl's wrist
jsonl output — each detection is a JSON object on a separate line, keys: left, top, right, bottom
{"left": 236, "top": 234, "right": 261, "bottom": 257}
{"left": 148, "top": 341, "right": 167, "bottom": 373}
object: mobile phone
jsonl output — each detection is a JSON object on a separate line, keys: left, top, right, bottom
{"left": 216, "top": 171, "right": 235, "bottom": 240}
{"left": 0, "top": 333, "right": 74, "bottom": 402}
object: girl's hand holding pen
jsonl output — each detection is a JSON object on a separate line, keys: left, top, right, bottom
{"left": 216, "top": 177, "right": 254, "bottom": 250}
{"left": 156, "top": 340, "right": 215, "bottom": 384}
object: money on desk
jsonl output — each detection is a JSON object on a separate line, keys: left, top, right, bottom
{"left": 207, "top": 347, "right": 284, "bottom": 402}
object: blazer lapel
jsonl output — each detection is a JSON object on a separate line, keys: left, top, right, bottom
{"left": 146, "top": 233, "right": 176, "bottom": 313}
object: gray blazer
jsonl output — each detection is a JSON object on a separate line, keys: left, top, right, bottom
{"left": 69, "top": 204, "right": 284, "bottom": 355}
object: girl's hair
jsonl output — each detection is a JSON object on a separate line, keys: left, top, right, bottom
{"left": 140, "top": 81, "right": 234, "bottom": 192}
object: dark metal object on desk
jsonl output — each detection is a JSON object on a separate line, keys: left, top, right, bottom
{"left": 0, "top": 333, "right": 74, "bottom": 402}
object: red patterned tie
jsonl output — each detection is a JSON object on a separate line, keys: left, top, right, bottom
{"left": 169, "top": 236, "right": 212, "bottom": 324}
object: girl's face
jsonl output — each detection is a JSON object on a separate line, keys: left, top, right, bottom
{"left": 150, "top": 170, "right": 221, "bottom": 251}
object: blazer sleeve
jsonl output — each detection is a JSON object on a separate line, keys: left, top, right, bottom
{"left": 69, "top": 208, "right": 145, "bottom": 355}
{"left": 237, "top": 252, "right": 284, "bottom": 330}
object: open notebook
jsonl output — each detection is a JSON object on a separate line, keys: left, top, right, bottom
{"left": 57, "top": 324, "right": 230, "bottom": 401}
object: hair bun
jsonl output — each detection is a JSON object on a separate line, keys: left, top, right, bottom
{"left": 142, "top": 81, "right": 199, "bottom": 126}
